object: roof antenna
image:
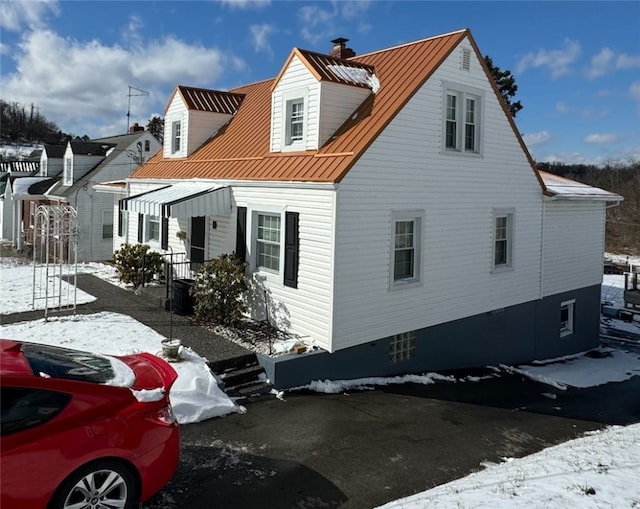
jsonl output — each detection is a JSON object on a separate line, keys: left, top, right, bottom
{"left": 126, "top": 85, "right": 149, "bottom": 133}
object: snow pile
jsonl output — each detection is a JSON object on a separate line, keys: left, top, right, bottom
{"left": 0, "top": 311, "right": 243, "bottom": 424}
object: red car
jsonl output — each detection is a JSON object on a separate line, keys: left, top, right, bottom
{"left": 0, "top": 338, "right": 180, "bottom": 509}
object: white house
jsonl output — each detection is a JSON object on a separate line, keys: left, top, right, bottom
{"left": 45, "top": 132, "right": 160, "bottom": 262}
{"left": 108, "top": 29, "right": 622, "bottom": 388}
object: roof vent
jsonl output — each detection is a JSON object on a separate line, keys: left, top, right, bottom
{"left": 329, "top": 37, "right": 356, "bottom": 59}
{"left": 461, "top": 48, "right": 471, "bottom": 71}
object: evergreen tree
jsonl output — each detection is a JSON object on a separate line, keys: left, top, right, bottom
{"left": 484, "top": 56, "right": 523, "bottom": 118}
{"left": 146, "top": 115, "right": 164, "bottom": 144}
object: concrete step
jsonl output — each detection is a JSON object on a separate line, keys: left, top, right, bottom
{"left": 208, "top": 353, "right": 258, "bottom": 373}
{"left": 218, "top": 363, "right": 265, "bottom": 388}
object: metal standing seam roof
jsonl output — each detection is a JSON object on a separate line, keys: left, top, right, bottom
{"left": 168, "top": 86, "right": 245, "bottom": 115}
{"left": 131, "top": 29, "right": 504, "bottom": 184}
{"left": 539, "top": 171, "right": 623, "bottom": 201}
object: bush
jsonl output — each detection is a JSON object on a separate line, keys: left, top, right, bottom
{"left": 112, "top": 243, "right": 163, "bottom": 289}
{"left": 191, "top": 254, "right": 248, "bottom": 326}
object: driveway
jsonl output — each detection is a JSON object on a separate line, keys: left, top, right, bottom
{"left": 143, "top": 362, "right": 640, "bottom": 509}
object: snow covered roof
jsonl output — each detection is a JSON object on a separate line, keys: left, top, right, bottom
{"left": 540, "top": 171, "right": 623, "bottom": 202}
{"left": 11, "top": 176, "right": 58, "bottom": 199}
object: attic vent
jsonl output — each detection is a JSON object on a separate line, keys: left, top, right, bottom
{"left": 461, "top": 48, "right": 471, "bottom": 71}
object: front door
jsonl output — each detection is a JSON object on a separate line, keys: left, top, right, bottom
{"left": 190, "top": 216, "right": 206, "bottom": 269}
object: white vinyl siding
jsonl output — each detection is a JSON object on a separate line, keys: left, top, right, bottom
{"left": 332, "top": 36, "right": 543, "bottom": 350}
{"left": 271, "top": 55, "right": 319, "bottom": 152}
{"left": 164, "top": 95, "right": 187, "bottom": 158}
{"left": 542, "top": 200, "right": 606, "bottom": 297}
{"left": 318, "top": 81, "right": 371, "bottom": 148}
{"left": 233, "top": 185, "right": 335, "bottom": 351}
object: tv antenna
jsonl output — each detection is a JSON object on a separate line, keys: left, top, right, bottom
{"left": 126, "top": 85, "right": 149, "bottom": 132}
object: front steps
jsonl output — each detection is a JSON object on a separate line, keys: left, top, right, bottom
{"left": 208, "top": 353, "right": 273, "bottom": 399}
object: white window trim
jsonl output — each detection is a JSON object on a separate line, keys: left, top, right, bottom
{"left": 249, "top": 206, "right": 285, "bottom": 284}
{"left": 171, "top": 120, "right": 182, "bottom": 155}
{"left": 491, "top": 208, "right": 515, "bottom": 273}
{"left": 281, "top": 89, "right": 308, "bottom": 152}
{"left": 63, "top": 157, "right": 73, "bottom": 186}
{"left": 390, "top": 210, "right": 424, "bottom": 291}
{"left": 145, "top": 215, "right": 161, "bottom": 247}
{"left": 442, "top": 81, "right": 484, "bottom": 156}
{"left": 560, "top": 299, "right": 576, "bottom": 337}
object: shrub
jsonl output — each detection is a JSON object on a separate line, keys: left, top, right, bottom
{"left": 112, "top": 243, "right": 163, "bottom": 289}
{"left": 191, "top": 254, "right": 248, "bottom": 326}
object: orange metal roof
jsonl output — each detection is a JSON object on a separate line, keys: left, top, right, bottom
{"left": 133, "top": 29, "right": 482, "bottom": 183}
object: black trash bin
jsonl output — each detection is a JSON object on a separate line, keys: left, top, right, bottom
{"left": 172, "top": 279, "right": 195, "bottom": 316}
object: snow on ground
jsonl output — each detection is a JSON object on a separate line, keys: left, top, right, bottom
{"left": 0, "top": 257, "right": 243, "bottom": 424}
{"left": 2, "top": 253, "right": 640, "bottom": 507}
{"left": 377, "top": 423, "right": 640, "bottom": 509}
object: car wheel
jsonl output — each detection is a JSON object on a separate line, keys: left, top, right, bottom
{"left": 49, "top": 459, "right": 140, "bottom": 509}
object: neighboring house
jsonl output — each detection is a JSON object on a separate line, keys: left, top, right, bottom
{"left": 106, "top": 29, "right": 622, "bottom": 389}
{"left": 0, "top": 161, "right": 41, "bottom": 242}
{"left": 39, "top": 144, "right": 66, "bottom": 177}
{"left": 46, "top": 131, "right": 160, "bottom": 262}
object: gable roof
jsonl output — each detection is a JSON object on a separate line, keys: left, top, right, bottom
{"left": 133, "top": 29, "right": 547, "bottom": 188}
{"left": 42, "top": 144, "right": 66, "bottom": 159}
{"left": 166, "top": 86, "right": 245, "bottom": 115}
{"left": 69, "top": 141, "right": 114, "bottom": 156}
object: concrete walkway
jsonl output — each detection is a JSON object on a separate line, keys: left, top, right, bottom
{"left": 0, "top": 273, "right": 252, "bottom": 365}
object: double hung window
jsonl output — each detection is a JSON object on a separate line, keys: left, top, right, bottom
{"left": 492, "top": 209, "right": 514, "bottom": 271}
{"left": 256, "top": 213, "right": 281, "bottom": 272}
{"left": 391, "top": 211, "right": 423, "bottom": 289}
{"left": 146, "top": 215, "right": 160, "bottom": 243}
{"left": 444, "top": 83, "right": 483, "bottom": 154}
{"left": 171, "top": 121, "right": 181, "bottom": 154}
{"left": 560, "top": 300, "right": 575, "bottom": 337}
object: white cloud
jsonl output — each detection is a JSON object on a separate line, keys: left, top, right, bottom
{"left": 298, "top": 1, "right": 373, "bottom": 45}
{"left": 516, "top": 39, "right": 581, "bottom": 78}
{"left": 555, "top": 102, "right": 572, "bottom": 114}
{"left": 2, "top": 29, "right": 244, "bottom": 138}
{"left": 218, "top": 0, "right": 270, "bottom": 9}
{"left": 588, "top": 47, "right": 640, "bottom": 79}
{"left": 0, "top": 0, "right": 59, "bottom": 31}
{"left": 523, "top": 131, "right": 551, "bottom": 147}
{"left": 250, "top": 23, "right": 276, "bottom": 54}
{"left": 584, "top": 133, "right": 619, "bottom": 144}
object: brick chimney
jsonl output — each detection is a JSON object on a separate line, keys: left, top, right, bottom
{"left": 129, "top": 122, "right": 144, "bottom": 133}
{"left": 329, "top": 37, "right": 355, "bottom": 59}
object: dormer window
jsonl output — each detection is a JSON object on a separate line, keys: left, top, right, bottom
{"left": 288, "top": 100, "right": 304, "bottom": 144}
{"left": 171, "top": 121, "right": 181, "bottom": 154}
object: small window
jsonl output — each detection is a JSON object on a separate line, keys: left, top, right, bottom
{"left": 560, "top": 300, "right": 575, "bottom": 337}
{"left": 284, "top": 98, "right": 305, "bottom": 148}
{"left": 391, "top": 211, "right": 423, "bottom": 289}
{"left": 146, "top": 215, "right": 160, "bottom": 243}
{"left": 102, "top": 209, "right": 113, "bottom": 239}
{"left": 492, "top": 210, "right": 514, "bottom": 271}
{"left": 171, "top": 121, "right": 181, "bottom": 154}
{"left": 389, "top": 331, "right": 416, "bottom": 363}
{"left": 144, "top": 140, "right": 150, "bottom": 152}
{"left": 1, "top": 387, "right": 71, "bottom": 436}
{"left": 256, "top": 213, "right": 281, "bottom": 272}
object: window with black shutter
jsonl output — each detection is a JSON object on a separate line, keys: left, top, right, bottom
{"left": 161, "top": 217, "right": 169, "bottom": 250}
{"left": 284, "top": 211, "right": 299, "bottom": 288}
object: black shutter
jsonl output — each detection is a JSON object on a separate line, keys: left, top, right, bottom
{"left": 161, "top": 217, "right": 169, "bottom": 250}
{"left": 117, "top": 199, "right": 123, "bottom": 237}
{"left": 137, "top": 214, "right": 143, "bottom": 243}
{"left": 235, "top": 206, "right": 247, "bottom": 262}
{"left": 284, "top": 211, "right": 299, "bottom": 288}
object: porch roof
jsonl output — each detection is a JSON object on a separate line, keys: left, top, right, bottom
{"left": 121, "top": 181, "right": 231, "bottom": 218}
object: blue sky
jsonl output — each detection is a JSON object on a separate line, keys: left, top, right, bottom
{"left": 1, "top": 0, "right": 639, "bottom": 165}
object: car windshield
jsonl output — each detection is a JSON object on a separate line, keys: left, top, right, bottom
{"left": 21, "top": 343, "right": 116, "bottom": 384}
